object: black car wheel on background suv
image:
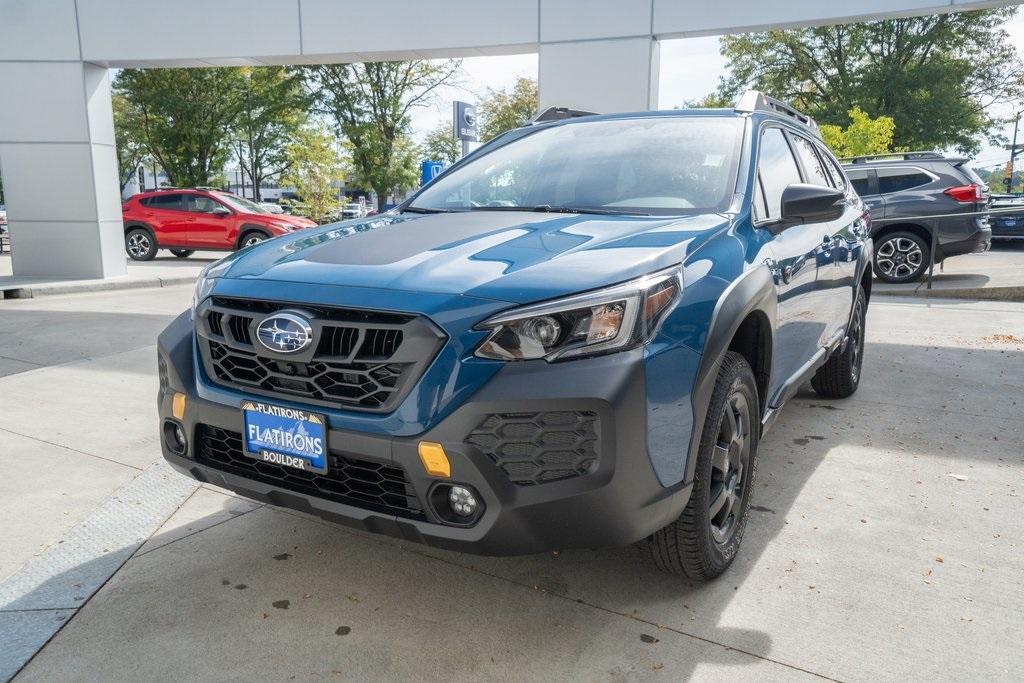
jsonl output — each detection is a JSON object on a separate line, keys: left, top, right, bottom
{"left": 170, "top": 249, "right": 195, "bottom": 258}
{"left": 125, "top": 227, "right": 157, "bottom": 261}
{"left": 874, "top": 231, "right": 929, "bottom": 283}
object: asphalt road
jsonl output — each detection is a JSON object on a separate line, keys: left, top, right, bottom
{"left": 0, "top": 285, "right": 1021, "bottom": 681}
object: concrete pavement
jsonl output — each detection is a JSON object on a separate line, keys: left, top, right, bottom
{"left": 0, "top": 252, "right": 218, "bottom": 299}
{"left": 875, "top": 242, "right": 1024, "bottom": 301}
{"left": 0, "top": 285, "right": 1022, "bottom": 681}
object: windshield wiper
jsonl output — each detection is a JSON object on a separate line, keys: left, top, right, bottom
{"left": 403, "top": 206, "right": 461, "bottom": 214}
{"left": 468, "top": 205, "right": 651, "bottom": 216}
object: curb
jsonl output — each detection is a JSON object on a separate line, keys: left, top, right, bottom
{"left": 874, "top": 285, "right": 1024, "bottom": 302}
{"left": 0, "top": 274, "right": 197, "bottom": 300}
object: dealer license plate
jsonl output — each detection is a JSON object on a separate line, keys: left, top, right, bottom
{"left": 242, "top": 401, "right": 328, "bottom": 474}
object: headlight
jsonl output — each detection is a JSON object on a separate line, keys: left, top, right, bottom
{"left": 475, "top": 265, "right": 682, "bottom": 362}
{"left": 191, "top": 265, "right": 217, "bottom": 312}
{"left": 271, "top": 221, "right": 298, "bottom": 231}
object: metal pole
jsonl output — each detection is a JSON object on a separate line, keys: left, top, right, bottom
{"left": 1008, "top": 110, "right": 1021, "bottom": 194}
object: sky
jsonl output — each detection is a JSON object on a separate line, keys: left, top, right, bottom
{"left": 410, "top": 12, "right": 1024, "bottom": 170}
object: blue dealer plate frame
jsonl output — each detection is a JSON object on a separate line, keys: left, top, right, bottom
{"left": 242, "top": 400, "right": 329, "bottom": 474}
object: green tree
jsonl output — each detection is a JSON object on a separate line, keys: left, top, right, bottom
{"left": 819, "top": 107, "right": 897, "bottom": 158}
{"left": 478, "top": 77, "right": 538, "bottom": 142}
{"left": 281, "top": 126, "right": 348, "bottom": 224}
{"left": 305, "top": 60, "right": 460, "bottom": 210}
{"left": 714, "top": 9, "right": 1024, "bottom": 153}
{"left": 232, "top": 67, "right": 308, "bottom": 201}
{"left": 112, "top": 94, "right": 148, "bottom": 192}
{"left": 422, "top": 123, "right": 461, "bottom": 165}
{"left": 115, "top": 68, "right": 245, "bottom": 186}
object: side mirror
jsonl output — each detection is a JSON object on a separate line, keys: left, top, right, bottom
{"left": 777, "top": 184, "right": 845, "bottom": 229}
{"left": 211, "top": 206, "right": 231, "bottom": 217}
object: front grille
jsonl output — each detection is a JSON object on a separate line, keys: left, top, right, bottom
{"left": 195, "top": 425, "right": 424, "bottom": 519}
{"left": 466, "top": 411, "right": 599, "bottom": 486}
{"left": 196, "top": 297, "right": 445, "bottom": 413}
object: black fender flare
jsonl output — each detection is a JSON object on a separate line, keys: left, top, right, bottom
{"left": 123, "top": 221, "right": 158, "bottom": 246}
{"left": 683, "top": 264, "right": 777, "bottom": 485}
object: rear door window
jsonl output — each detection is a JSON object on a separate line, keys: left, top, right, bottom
{"left": 845, "top": 169, "right": 872, "bottom": 197}
{"left": 757, "top": 127, "right": 803, "bottom": 220}
{"left": 877, "top": 167, "right": 933, "bottom": 194}
{"left": 817, "top": 146, "right": 847, "bottom": 190}
{"left": 789, "top": 134, "right": 831, "bottom": 187}
{"left": 143, "top": 193, "right": 184, "bottom": 211}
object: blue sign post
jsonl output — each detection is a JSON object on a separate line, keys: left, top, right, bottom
{"left": 420, "top": 160, "right": 445, "bottom": 186}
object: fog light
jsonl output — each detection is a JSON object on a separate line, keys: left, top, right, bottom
{"left": 448, "top": 485, "right": 478, "bottom": 517}
{"left": 163, "top": 419, "right": 188, "bottom": 455}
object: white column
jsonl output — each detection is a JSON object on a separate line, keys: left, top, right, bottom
{"left": 0, "top": 61, "right": 127, "bottom": 279}
{"left": 538, "top": 37, "right": 660, "bottom": 114}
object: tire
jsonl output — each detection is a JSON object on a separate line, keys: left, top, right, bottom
{"left": 812, "top": 285, "right": 867, "bottom": 399}
{"left": 645, "top": 352, "right": 760, "bottom": 579}
{"left": 125, "top": 228, "right": 157, "bottom": 261}
{"left": 170, "top": 249, "right": 195, "bottom": 258}
{"left": 239, "top": 230, "right": 269, "bottom": 249}
{"left": 874, "top": 231, "right": 929, "bottom": 283}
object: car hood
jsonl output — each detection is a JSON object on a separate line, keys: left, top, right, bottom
{"left": 209, "top": 210, "right": 729, "bottom": 304}
{"left": 243, "top": 211, "right": 316, "bottom": 228}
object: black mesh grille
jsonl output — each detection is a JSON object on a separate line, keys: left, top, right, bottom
{"left": 207, "top": 341, "right": 405, "bottom": 409}
{"left": 208, "top": 312, "right": 224, "bottom": 337}
{"left": 195, "top": 425, "right": 424, "bottom": 519}
{"left": 466, "top": 411, "right": 599, "bottom": 486}
{"left": 195, "top": 297, "right": 444, "bottom": 413}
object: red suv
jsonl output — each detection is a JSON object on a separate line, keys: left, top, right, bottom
{"left": 121, "top": 188, "right": 317, "bottom": 261}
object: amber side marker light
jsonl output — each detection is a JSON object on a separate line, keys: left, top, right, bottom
{"left": 172, "top": 392, "right": 187, "bottom": 420}
{"left": 418, "top": 442, "right": 451, "bottom": 478}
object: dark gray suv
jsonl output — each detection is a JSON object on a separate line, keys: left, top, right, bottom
{"left": 843, "top": 152, "right": 991, "bottom": 282}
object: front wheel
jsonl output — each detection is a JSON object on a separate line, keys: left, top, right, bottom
{"left": 239, "top": 231, "right": 268, "bottom": 249}
{"left": 125, "top": 228, "right": 157, "bottom": 261}
{"left": 644, "top": 352, "right": 759, "bottom": 579}
{"left": 812, "top": 285, "right": 867, "bottom": 399}
{"left": 874, "top": 231, "right": 929, "bottom": 283}
{"left": 170, "top": 249, "right": 195, "bottom": 258}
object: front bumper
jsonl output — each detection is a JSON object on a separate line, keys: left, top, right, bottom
{"left": 158, "top": 312, "right": 691, "bottom": 556}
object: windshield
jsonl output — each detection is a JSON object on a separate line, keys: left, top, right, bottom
{"left": 216, "top": 193, "right": 267, "bottom": 214}
{"left": 408, "top": 116, "right": 744, "bottom": 216}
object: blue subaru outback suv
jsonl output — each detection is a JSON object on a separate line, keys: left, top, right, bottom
{"left": 158, "top": 92, "right": 872, "bottom": 579}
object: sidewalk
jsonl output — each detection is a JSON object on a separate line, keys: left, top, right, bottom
{"left": 0, "top": 253, "right": 219, "bottom": 299}
{"left": 874, "top": 242, "right": 1024, "bottom": 301}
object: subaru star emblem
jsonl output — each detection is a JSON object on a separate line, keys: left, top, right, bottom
{"left": 256, "top": 313, "right": 313, "bottom": 354}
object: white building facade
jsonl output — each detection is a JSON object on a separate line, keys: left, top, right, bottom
{"left": 0, "top": 0, "right": 1019, "bottom": 279}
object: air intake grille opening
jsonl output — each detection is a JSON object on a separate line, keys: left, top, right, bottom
{"left": 466, "top": 411, "right": 599, "bottom": 485}
{"left": 195, "top": 425, "right": 424, "bottom": 519}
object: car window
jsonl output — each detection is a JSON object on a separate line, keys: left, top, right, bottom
{"left": 845, "top": 168, "right": 872, "bottom": 196}
{"left": 817, "top": 146, "right": 847, "bottom": 190}
{"left": 877, "top": 167, "right": 933, "bottom": 194}
{"left": 143, "top": 194, "right": 184, "bottom": 210}
{"left": 186, "top": 195, "right": 222, "bottom": 213}
{"left": 757, "top": 127, "right": 802, "bottom": 220}
{"left": 409, "top": 117, "right": 745, "bottom": 216}
{"left": 790, "top": 134, "right": 831, "bottom": 187}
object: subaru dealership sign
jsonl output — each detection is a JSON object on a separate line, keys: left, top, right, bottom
{"left": 453, "top": 101, "right": 478, "bottom": 142}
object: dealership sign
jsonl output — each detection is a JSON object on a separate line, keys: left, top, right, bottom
{"left": 454, "top": 101, "right": 478, "bottom": 142}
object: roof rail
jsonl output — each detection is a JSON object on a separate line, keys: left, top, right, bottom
{"left": 530, "top": 106, "right": 600, "bottom": 124}
{"left": 734, "top": 90, "right": 820, "bottom": 138}
{"left": 841, "top": 151, "right": 946, "bottom": 164}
